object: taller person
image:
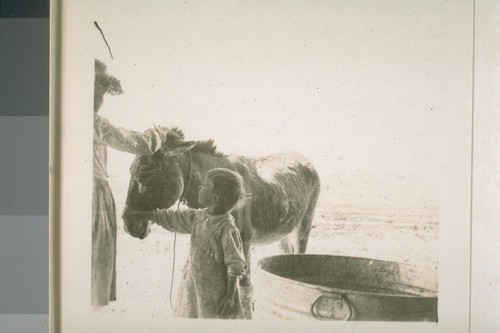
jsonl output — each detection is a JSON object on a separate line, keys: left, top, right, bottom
{"left": 92, "top": 59, "right": 169, "bottom": 307}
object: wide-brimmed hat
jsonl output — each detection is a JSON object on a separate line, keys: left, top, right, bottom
{"left": 94, "top": 59, "right": 123, "bottom": 95}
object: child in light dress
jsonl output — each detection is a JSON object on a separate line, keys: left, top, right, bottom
{"left": 123, "top": 168, "right": 247, "bottom": 319}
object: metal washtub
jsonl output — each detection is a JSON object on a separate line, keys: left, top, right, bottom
{"left": 254, "top": 254, "right": 438, "bottom": 321}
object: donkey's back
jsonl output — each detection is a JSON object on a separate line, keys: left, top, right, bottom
{"left": 230, "top": 152, "right": 320, "bottom": 247}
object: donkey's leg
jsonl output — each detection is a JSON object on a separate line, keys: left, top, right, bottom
{"left": 233, "top": 206, "right": 254, "bottom": 319}
{"left": 239, "top": 234, "right": 254, "bottom": 319}
{"left": 234, "top": 205, "right": 253, "bottom": 287}
{"left": 240, "top": 233, "right": 252, "bottom": 287}
{"left": 279, "top": 236, "right": 294, "bottom": 254}
{"left": 293, "top": 186, "right": 320, "bottom": 253}
{"left": 238, "top": 224, "right": 253, "bottom": 318}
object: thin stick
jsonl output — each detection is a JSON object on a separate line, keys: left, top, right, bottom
{"left": 94, "top": 21, "right": 114, "bottom": 60}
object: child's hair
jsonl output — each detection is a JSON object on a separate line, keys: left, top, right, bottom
{"left": 206, "top": 168, "right": 246, "bottom": 214}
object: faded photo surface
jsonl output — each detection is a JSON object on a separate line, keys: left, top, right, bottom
{"left": 58, "top": 0, "right": 472, "bottom": 332}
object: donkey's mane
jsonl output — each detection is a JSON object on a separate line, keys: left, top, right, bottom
{"left": 169, "top": 126, "right": 224, "bottom": 157}
{"left": 169, "top": 126, "right": 185, "bottom": 139}
{"left": 192, "top": 139, "right": 224, "bottom": 157}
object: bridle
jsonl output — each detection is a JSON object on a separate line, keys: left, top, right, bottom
{"left": 177, "top": 150, "right": 193, "bottom": 209}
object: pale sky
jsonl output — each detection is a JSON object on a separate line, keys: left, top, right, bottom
{"left": 79, "top": 0, "right": 472, "bottom": 204}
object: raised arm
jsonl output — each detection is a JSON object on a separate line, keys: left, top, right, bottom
{"left": 95, "top": 115, "right": 168, "bottom": 155}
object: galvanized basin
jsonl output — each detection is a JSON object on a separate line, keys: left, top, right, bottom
{"left": 254, "top": 254, "right": 438, "bottom": 321}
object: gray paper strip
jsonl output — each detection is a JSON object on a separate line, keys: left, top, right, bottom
{"left": 0, "top": 116, "right": 48, "bottom": 215}
{"left": 0, "top": 315, "right": 48, "bottom": 333}
{"left": 0, "top": 0, "right": 49, "bottom": 18}
{"left": 0, "top": 216, "right": 48, "bottom": 314}
{"left": 0, "top": 18, "right": 49, "bottom": 116}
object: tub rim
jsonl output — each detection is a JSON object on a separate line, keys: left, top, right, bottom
{"left": 255, "top": 254, "right": 438, "bottom": 299}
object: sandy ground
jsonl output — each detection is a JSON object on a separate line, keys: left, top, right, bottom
{"left": 96, "top": 184, "right": 439, "bottom": 320}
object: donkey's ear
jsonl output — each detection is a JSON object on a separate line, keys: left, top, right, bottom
{"left": 162, "top": 141, "right": 197, "bottom": 157}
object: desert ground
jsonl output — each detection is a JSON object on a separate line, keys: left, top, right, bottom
{"left": 96, "top": 168, "right": 439, "bottom": 320}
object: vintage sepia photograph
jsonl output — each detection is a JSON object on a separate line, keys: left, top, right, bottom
{"left": 92, "top": 53, "right": 439, "bottom": 320}
{"left": 52, "top": 1, "right": 473, "bottom": 332}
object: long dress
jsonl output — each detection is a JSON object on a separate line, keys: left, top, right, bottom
{"left": 92, "top": 114, "right": 166, "bottom": 307}
{"left": 153, "top": 208, "right": 246, "bottom": 319}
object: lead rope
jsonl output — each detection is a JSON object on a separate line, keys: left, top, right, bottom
{"left": 169, "top": 150, "right": 193, "bottom": 309}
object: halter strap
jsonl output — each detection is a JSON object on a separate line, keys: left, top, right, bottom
{"left": 177, "top": 150, "right": 193, "bottom": 208}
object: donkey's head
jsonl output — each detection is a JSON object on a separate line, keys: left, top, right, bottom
{"left": 123, "top": 127, "right": 196, "bottom": 238}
